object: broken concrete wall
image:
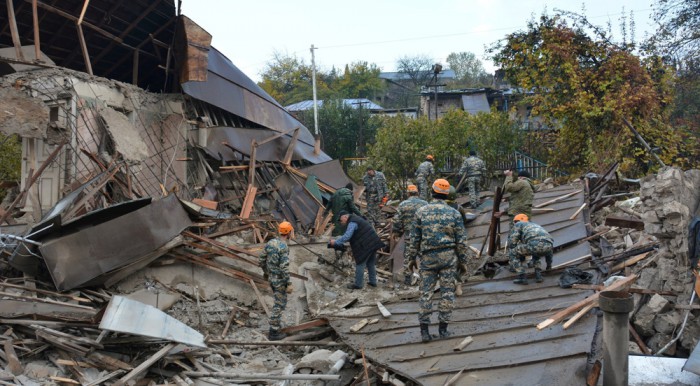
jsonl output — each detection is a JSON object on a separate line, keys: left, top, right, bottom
{"left": 0, "top": 86, "right": 48, "bottom": 138}
{"left": 640, "top": 167, "right": 700, "bottom": 265}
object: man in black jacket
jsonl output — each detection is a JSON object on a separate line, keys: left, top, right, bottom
{"left": 330, "top": 210, "right": 385, "bottom": 289}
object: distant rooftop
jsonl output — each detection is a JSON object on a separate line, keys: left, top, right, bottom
{"left": 379, "top": 69, "right": 457, "bottom": 81}
{"left": 285, "top": 98, "right": 384, "bottom": 112}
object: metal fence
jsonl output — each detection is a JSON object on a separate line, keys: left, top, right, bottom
{"left": 493, "top": 151, "right": 567, "bottom": 181}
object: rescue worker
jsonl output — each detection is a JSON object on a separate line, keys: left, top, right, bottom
{"left": 392, "top": 184, "right": 428, "bottom": 285}
{"left": 458, "top": 150, "right": 486, "bottom": 208}
{"left": 323, "top": 182, "right": 362, "bottom": 236}
{"left": 330, "top": 211, "right": 385, "bottom": 290}
{"left": 503, "top": 169, "right": 535, "bottom": 222}
{"left": 362, "top": 166, "right": 388, "bottom": 227}
{"left": 508, "top": 214, "right": 554, "bottom": 285}
{"left": 259, "top": 221, "right": 293, "bottom": 340}
{"left": 415, "top": 155, "right": 436, "bottom": 201}
{"left": 408, "top": 179, "right": 470, "bottom": 342}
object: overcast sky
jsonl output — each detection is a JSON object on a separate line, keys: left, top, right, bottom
{"left": 181, "top": 0, "right": 656, "bottom": 82}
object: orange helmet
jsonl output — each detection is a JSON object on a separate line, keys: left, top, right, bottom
{"left": 278, "top": 221, "right": 293, "bottom": 235}
{"left": 407, "top": 184, "right": 418, "bottom": 193}
{"left": 513, "top": 214, "right": 529, "bottom": 223}
{"left": 432, "top": 178, "right": 450, "bottom": 194}
{"left": 426, "top": 155, "right": 434, "bottom": 161}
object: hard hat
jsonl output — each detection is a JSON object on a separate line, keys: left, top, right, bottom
{"left": 407, "top": 184, "right": 418, "bottom": 193}
{"left": 513, "top": 214, "right": 529, "bottom": 223}
{"left": 278, "top": 221, "right": 293, "bottom": 235}
{"left": 432, "top": 178, "right": 450, "bottom": 195}
{"left": 426, "top": 155, "right": 434, "bottom": 161}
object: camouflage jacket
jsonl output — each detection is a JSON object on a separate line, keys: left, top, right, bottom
{"left": 508, "top": 221, "right": 553, "bottom": 246}
{"left": 459, "top": 156, "right": 486, "bottom": 177}
{"left": 410, "top": 199, "right": 469, "bottom": 264}
{"left": 259, "top": 238, "right": 290, "bottom": 284}
{"left": 504, "top": 176, "right": 535, "bottom": 214}
{"left": 392, "top": 196, "right": 428, "bottom": 236}
{"left": 325, "top": 188, "right": 361, "bottom": 222}
{"left": 363, "top": 171, "right": 388, "bottom": 199}
{"left": 415, "top": 161, "right": 435, "bottom": 180}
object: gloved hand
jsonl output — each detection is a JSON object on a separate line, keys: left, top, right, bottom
{"left": 457, "top": 263, "right": 468, "bottom": 277}
{"left": 408, "top": 259, "right": 417, "bottom": 272}
{"left": 380, "top": 196, "right": 389, "bottom": 207}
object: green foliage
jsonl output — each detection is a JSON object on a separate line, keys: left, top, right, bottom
{"left": 335, "top": 62, "right": 384, "bottom": 99}
{"left": 258, "top": 52, "right": 334, "bottom": 105}
{"left": 649, "top": 0, "right": 700, "bottom": 60}
{"left": 487, "top": 12, "right": 693, "bottom": 176}
{"left": 0, "top": 134, "right": 21, "bottom": 202}
{"left": 445, "top": 52, "right": 493, "bottom": 87}
{"left": 366, "top": 111, "right": 520, "bottom": 196}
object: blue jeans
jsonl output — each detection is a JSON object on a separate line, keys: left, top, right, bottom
{"left": 354, "top": 253, "right": 377, "bottom": 288}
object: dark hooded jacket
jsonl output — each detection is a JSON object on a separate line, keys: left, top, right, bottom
{"left": 327, "top": 188, "right": 362, "bottom": 223}
{"left": 347, "top": 214, "right": 385, "bottom": 264}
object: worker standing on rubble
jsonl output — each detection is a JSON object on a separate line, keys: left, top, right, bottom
{"left": 392, "top": 184, "right": 428, "bottom": 285}
{"left": 363, "top": 166, "right": 389, "bottom": 228}
{"left": 415, "top": 155, "right": 436, "bottom": 201}
{"left": 503, "top": 169, "right": 535, "bottom": 222}
{"left": 259, "top": 221, "right": 293, "bottom": 341}
{"left": 330, "top": 211, "right": 385, "bottom": 290}
{"left": 324, "top": 183, "right": 362, "bottom": 236}
{"left": 458, "top": 150, "right": 486, "bottom": 208}
{"left": 507, "top": 214, "right": 554, "bottom": 285}
{"left": 409, "top": 179, "right": 470, "bottom": 342}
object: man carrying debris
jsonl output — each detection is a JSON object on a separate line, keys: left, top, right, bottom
{"left": 259, "top": 221, "right": 293, "bottom": 340}
{"left": 324, "top": 183, "right": 362, "bottom": 236}
{"left": 392, "top": 184, "right": 428, "bottom": 285}
{"left": 415, "top": 155, "right": 436, "bottom": 201}
{"left": 458, "top": 150, "right": 486, "bottom": 208}
{"left": 507, "top": 214, "right": 554, "bottom": 285}
{"left": 330, "top": 211, "right": 385, "bottom": 290}
{"left": 362, "top": 166, "right": 389, "bottom": 227}
{"left": 409, "top": 179, "right": 470, "bottom": 342}
{"left": 503, "top": 169, "right": 535, "bottom": 222}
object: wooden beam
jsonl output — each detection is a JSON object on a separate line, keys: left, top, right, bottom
{"left": 112, "top": 343, "right": 176, "bottom": 386}
{"left": 562, "top": 302, "right": 596, "bottom": 329}
{"left": 77, "top": 0, "right": 90, "bottom": 25}
{"left": 282, "top": 128, "right": 301, "bottom": 165}
{"left": 239, "top": 185, "right": 257, "bottom": 219}
{"left": 7, "top": 0, "right": 26, "bottom": 61}
{"left": 76, "top": 23, "right": 93, "bottom": 75}
{"left": 248, "top": 140, "right": 257, "bottom": 187}
{"left": 534, "top": 189, "right": 582, "bottom": 208}
{"left": 248, "top": 278, "right": 269, "bottom": 317}
{"left": 32, "top": 0, "right": 40, "bottom": 60}
{"left": 280, "top": 319, "right": 328, "bottom": 334}
{"left": 569, "top": 203, "right": 586, "bottom": 220}
{"left": 610, "top": 252, "right": 650, "bottom": 272}
{"left": 604, "top": 214, "right": 644, "bottom": 230}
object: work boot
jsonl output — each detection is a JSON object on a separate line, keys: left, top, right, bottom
{"left": 455, "top": 283, "right": 463, "bottom": 296}
{"left": 346, "top": 283, "right": 361, "bottom": 290}
{"left": 513, "top": 274, "right": 528, "bottom": 285}
{"left": 535, "top": 269, "right": 543, "bottom": 283}
{"left": 439, "top": 322, "right": 449, "bottom": 338}
{"left": 420, "top": 323, "right": 432, "bottom": 343}
{"left": 268, "top": 329, "right": 286, "bottom": 341}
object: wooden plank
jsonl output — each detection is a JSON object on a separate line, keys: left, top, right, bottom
{"left": 192, "top": 198, "right": 218, "bottom": 210}
{"left": 571, "top": 284, "right": 675, "bottom": 296}
{"left": 453, "top": 336, "right": 474, "bottom": 351}
{"left": 112, "top": 343, "right": 176, "bottom": 386}
{"left": 282, "top": 128, "right": 300, "bottom": 165}
{"left": 533, "top": 189, "right": 582, "bottom": 208}
{"left": 248, "top": 278, "right": 270, "bottom": 317}
{"left": 4, "top": 340, "right": 22, "bottom": 375}
{"left": 32, "top": 0, "right": 40, "bottom": 60}
{"left": 349, "top": 319, "right": 369, "bottom": 333}
{"left": 240, "top": 185, "right": 257, "bottom": 219}
{"left": 569, "top": 203, "right": 586, "bottom": 220}
{"left": 6, "top": 0, "right": 25, "bottom": 61}
{"left": 280, "top": 319, "right": 328, "bottom": 334}
{"left": 604, "top": 214, "right": 645, "bottom": 230}
{"left": 536, "top": 274, "right": 637, "bottom": 330}
{"left": 76, "top": 24, "right": 93, "bottom": 75}
{"left": 376, "top": 302, "right": 392, "bottom": 318}
{"left": 610, "top": 252, "right": 650, "bottom": 272}
{"left": 562, "top": 302, "right": 596, "bottom": 329}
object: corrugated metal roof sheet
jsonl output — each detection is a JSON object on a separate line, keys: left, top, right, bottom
{"left": 285, "top": 98, "right": 384, "bottom": 112}
{"left": 327, "top": 183, "right": 598, "bottom": 385}
{"left": 380, "top": 69, "right": 457, "bottom": 81}
{"left": 461, "top": 94, "right": 490, "bottom": 115}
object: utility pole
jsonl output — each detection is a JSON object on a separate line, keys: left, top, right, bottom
{"left": 310, "top": 44, "right": 320, "bottom": 155}
{"left": 432, "top": 63, "right": 442, "bottom": 121}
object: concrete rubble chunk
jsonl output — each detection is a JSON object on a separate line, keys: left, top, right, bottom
{"left": 646, "top": 294, "right": 672, "bottom": 314}
{"left": 653, "top": 311, "right": 682, "bottom": 335}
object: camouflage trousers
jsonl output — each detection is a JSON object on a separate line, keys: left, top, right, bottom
{"left": 269, "top": 282, "right": 288, "bottom": 331}
{"left": 366, "top": 196, "right": 383, "bottom": 226}
{"left": 509, "top": 239, "right": 553, "bottom": 275}
{"left": 466, "top": 176, "right": 480, "bottom": 208}
{"left": 416, "top": 176, "right": 430, "bottom": 202}
{"left": 401, "top": 236, "right": 417, "bottom": 281}
{"left": 418, "top": 255, "right": 457, "bottom": 324}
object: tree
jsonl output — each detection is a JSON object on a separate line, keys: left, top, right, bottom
{"left": 446, "top": 52, "right": 492, "bottom": 86}
{"left": 335, "top": 61, "right": 385, "bottom": 99}
{"left": 649, "top": 0, "right": 700, "bottom": 60}
{"left": 396, "top": 54, "right": 435, "bottom": 88}
{"left": 258, "top": 51, "right": 334, "bottom": 105}
{"left": 488, "top": 13, "right": 693, "bottom": 176}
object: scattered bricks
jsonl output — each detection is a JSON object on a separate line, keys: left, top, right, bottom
{"left": 653, "top": 311, "right": 682, "bottom": 335}
{"left": 646, "top": 294, "right": 672, "bottom": 314}
{"left": 632, "top": 310, "right": 656, "bottom": 337}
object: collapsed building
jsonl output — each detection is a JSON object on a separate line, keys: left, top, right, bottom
{"left": 1, "top": 1, "right": 700, "bottom": 385}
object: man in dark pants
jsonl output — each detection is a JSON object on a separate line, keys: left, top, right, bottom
{"left": 330, "top": 210, "right": 385, "bottom": 289}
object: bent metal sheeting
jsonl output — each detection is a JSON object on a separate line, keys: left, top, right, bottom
{"left": 328, "top": 184, "right": 599, "bottom": 385}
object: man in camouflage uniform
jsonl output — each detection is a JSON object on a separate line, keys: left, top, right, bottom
{"left": 408, "top": 179, "right": 470, "bottom": 342}
{"left": 324, "top": 183, "right": 362, "bottom": 236}
{"left": 458, "top": 150, "right": 486, "bottom": 208}
{"left": 392, "top": 184, "right": 428, "bottom": 285}
{"left": 363, "top": 166, "right": 388, "bottom": 227}
{"left": 503, "top": 169, "right": 535, "bottom": 221}
{"left": 259, "top": 221, "right": 293, "bottom": 340}
{"left": 508, "top": 214, "right": 553, "bottom": 285}
{"left": 414, "top": 155, "right": 435, "bottom": 201}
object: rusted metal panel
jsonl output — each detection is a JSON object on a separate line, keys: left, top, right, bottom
{"left": 328, "top": 183, "right": 598, "bottom": 385}
{"left": 177, "top": 16, "right": 212, "bottom": 83}
{"left": 38, "top": 195, "right": 192, "bottom": 290}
